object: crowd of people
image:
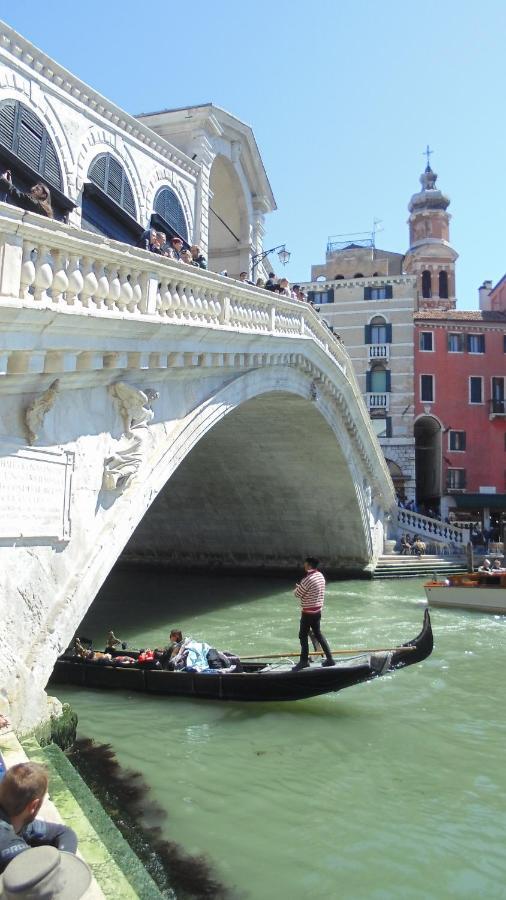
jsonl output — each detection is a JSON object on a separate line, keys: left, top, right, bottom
{"left": 140, "top": 228, "right": 207, "bottom": 269}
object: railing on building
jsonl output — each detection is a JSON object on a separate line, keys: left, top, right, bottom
{"left": 368, "top": 344, "right": 389, "bottom": 361}
{"left": 397, "top": 508, "right": 470, "bottom": 553}
{"left": 367, "top": 393, "right": 390, "bottom": 411}
{"left": 489, "top": 398, "right": 506, "bottom": 419}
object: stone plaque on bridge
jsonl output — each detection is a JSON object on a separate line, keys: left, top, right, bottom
{"left": 0, "top": 446, "right": 73, "bottom": 541}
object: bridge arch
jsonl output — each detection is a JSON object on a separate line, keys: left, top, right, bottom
{"left": 2, "top": 363, "right": 385, "bottom": 728}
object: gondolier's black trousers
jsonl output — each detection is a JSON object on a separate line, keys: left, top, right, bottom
{"left": 299, "top": 613, "right": 333, "bottom": 663}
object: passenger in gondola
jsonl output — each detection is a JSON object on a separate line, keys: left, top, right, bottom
{"left": 158, "top": 629, "right": 184, "bottom": 670}
{"left": 478, "top": 558, "right": 492, "bottom": 573}
{"left": 74, "top": 638, "right": 112, "bottom": 664}
{"left": 492, "top": 558, "right": 506, "bottom": 572}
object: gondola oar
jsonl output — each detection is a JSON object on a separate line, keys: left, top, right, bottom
{"left": 239, "top": 646, "right": 416, "bottom": 660}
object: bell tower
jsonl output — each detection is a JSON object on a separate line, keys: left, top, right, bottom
{"left": 404, "top": 149, "right": 458, "bottom": 310}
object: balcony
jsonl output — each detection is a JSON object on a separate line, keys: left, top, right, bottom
{"left": 368, "top": 343, "right": 390, "bottom": 361}
{"left": 489, "top": 398, "right": 506, "bottom": 419}
{"left": 367, "top": 393, "right": 390, "bottom": 411}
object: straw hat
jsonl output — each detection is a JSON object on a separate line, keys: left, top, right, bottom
{"left": 0, "top": 847, "right": 92, "bottom": 899}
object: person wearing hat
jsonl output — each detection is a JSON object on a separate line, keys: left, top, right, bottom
{"left": 0, "top": 764, "right": 78, "bottom": 873}
{"left": 0, "top": 846, "right": 92, "bottom": 899}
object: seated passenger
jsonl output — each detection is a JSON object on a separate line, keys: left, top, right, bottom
{"left": 74, "top": 639, "right": 112, "bottom": 664}
{"left": 492, "top": 558, "right": 506, "bottom": 572}
{"left": 478, "top": 558, "right": 492, "bottom": 573}
{"left": 0, "top": 763, "right": 78, "bottom": 873}
{"left": 158, "top": 630, "right": 183, "bottom": 669}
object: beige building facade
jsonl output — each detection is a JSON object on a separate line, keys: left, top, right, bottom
{"left": 301, "top": 267, "right": 416, "bottom": 499}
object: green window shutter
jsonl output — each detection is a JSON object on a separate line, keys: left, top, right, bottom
{"left": 366, "top": 371, "right": 372, "bottom": 392}
{"left": 385, "top": 323, "right": 392, "bottom": 343}
{"left": 386, "top": 417, "right": 392, "bottom": 437}
{"left": 364, "top": 324, "right": 372, "bottom": 344}
{"left": 461, "top": 432, "right": 467, "bottom": 450}
{"left": 385, "top": 285, "right": 393, "bottom": 299}
{"left": 364, "top": 286, "right": 372, "bottom": 300}
{"left": 327, "top": 288, "right": 334, "bottom": 303}
{"left": 386, "top": 370, "right": 391, "bottom": 392}
{"left": 307, "top": 291, "right": 315, "bottom": 302}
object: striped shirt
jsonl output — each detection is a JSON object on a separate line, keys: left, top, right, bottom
{"left": 294, "top": 569, "right": 325, "bottom": 614}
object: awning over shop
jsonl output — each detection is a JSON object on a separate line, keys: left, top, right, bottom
{"left": 453, "top": 494, "right": 506, "bottom": 510}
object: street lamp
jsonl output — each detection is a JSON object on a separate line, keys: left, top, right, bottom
{"left": 251, "top": 244, "right": 291, "bottom": 282}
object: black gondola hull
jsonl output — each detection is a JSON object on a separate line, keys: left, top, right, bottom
{"left": 49, "top": 610, "right": 433, "bottom": 702}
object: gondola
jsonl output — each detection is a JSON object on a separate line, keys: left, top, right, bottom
{"left": 49, "top": 610, "right": 433, "bottom": 702}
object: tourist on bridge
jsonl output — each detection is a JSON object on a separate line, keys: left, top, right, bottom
{"left": 292, "top": 557, "right": 335, "bottom": 672}
{"left": 0, "top": 763, "right": 78, "bottom": 873}
{"left": 190, "top": 245, "right": 207, "bottom": 269}
{"left": 0, "top": 170, "right": 53, "bottom": 218}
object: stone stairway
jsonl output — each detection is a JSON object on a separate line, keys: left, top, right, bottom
{"left": 374, "top": 554, "right": 467, "bottom": 579}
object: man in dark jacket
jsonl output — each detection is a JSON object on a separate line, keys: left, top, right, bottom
{"left": 0, "top": 763, "right": 78, "bottom": 873}
{"left": 265, "top": 272, "right": 277, "bottom": 291}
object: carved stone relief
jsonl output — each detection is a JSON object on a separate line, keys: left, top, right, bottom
{"left": 102, "top": 382, "right": 159, "bottom": 492}
{"left": 24, "top": 379, "right": 60, "bottom": 445}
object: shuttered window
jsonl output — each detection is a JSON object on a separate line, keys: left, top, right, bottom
{"left": 0, "top": 99, "right": 63, "bottom": 190}
{"left": 154, "top": 187, "right": 188, "bottom": 241}
{"left": 88, "top": 154, "right": 136, "bottom": 219}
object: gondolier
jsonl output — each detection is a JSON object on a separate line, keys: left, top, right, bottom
{"left": 292, "top": 557, "right": 335, "bottom": 671}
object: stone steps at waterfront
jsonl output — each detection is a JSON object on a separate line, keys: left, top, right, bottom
{"left": 374, "top": 554, "right": 467, "bottom": 579}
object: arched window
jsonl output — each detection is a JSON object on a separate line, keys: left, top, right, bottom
{"left": 439, "top": 270, "right": 448, "bottom": 299}
{"left": 316, "top": 274, "right": 326, "bottom": 282}
{"left": 0, "top": 99, "right": 63, "bottom": 191}
{"left": 422, "top": 270, "right": 432, "bottom": 298}
{"left": 154, "top": 186, "right": 188, "bottom": 241}
{"left": 354, "top": 273, "right": 364, "bottom": 278}
{"left": 88, "top": 154, "right": 136, "bottom": 218}
{"left": 370, "top": 315, "right": 388, "bottom": 344}
{"left": 334, "top": 274, "right": 344, "bottom": 280}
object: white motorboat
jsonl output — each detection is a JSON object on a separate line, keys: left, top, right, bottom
{"left": 425, "top": 571, "right": 506, "bottom": 614}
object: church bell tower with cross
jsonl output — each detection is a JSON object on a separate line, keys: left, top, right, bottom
{"left": 404, "top": 147, "right": 458, "bottom": 311}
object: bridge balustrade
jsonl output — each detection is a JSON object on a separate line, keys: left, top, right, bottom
{"left": 397, "top": 508, "right": 470, "bottom": 552}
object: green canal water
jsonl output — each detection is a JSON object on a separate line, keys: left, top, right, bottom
{"left": 55, "top": 570, "right": 506, "bottom": 900}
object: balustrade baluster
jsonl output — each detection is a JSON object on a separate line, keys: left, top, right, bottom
{"left": 32, "top": 244, "right": 53, "bottom": 303}
{"left": 94, "top": 262, "right": 110, "bottom": 310}
{"left": 129, "top": 270, "right": 143, "bottom": 313}
{"left": 66, "top": 254, "right": 84, "bottom": 306}
{"left": 20, "top": 242, "right": 36, "bottom": 300}
{"left": 117, "top": 267, "right": 133, "bottom": 312}
{"left": 79, "top": 257, "right": 99, "bottom": 308}
{"left": 105, "top": 268, "right": 120, "bottom": 310}
{"left": 51, "top": 249, "right": 69, "bottom": 305}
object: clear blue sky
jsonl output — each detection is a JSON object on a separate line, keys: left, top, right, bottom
{"left": 4, "top": 2, "right": 506, "bottom": 308}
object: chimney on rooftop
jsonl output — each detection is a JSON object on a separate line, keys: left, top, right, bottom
{"left": 478, "top": 280, "right": 493, "bottom": 310}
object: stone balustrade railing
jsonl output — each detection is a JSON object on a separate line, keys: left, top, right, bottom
{"left": 0, "top": 203, "right": 349, "bottom": 368}
{"left": 397, "top": 508, "right": 470, "bottom": 550}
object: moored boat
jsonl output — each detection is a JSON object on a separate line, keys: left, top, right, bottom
{"left": 49, "top": 611, "right": 433, "bottom": 702}
{"left": 425, "top": 571, "right": 506, "bottom": 614}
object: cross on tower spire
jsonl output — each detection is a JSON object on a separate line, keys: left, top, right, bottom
{"left": 424, "top": 144, "right": 433, "bottom": 169}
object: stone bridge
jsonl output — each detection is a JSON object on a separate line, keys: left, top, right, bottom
{"left": 0, "top": 204, "right": 396, "bottom": 729}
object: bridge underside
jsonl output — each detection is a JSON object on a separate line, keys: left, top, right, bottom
{"left": 123, "top": 392, "right": 370, "bottom": 575}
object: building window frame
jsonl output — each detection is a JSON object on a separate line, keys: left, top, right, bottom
{"left": 447, "top": 332, "right": 464, "bottom": 353}
{"left": 419, "top": 331, "right": 434, "bottom": 352}
{"left": 466, "top": 333, "right": 485, "bottom": 354}
{"left": 448, "top": 430, "right": 466, "bottom": 452}
{"left": 370, "top": 415, "right": 392, "bottom": 439}
{"left": 446, "top": 468, "right": 466, "bottom": 491}
{"left": 469, "top": 376, "right": 483, "bottom": 405}
{"left": 364, "top": 285, "right": 393, "bottom": 301}
{"left": 420, "top": 374, "right": 434, "bottom": 403}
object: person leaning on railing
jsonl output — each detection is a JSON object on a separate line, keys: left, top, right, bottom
{"left": 0, "top": 170, "right": 53, "bottom": 218}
